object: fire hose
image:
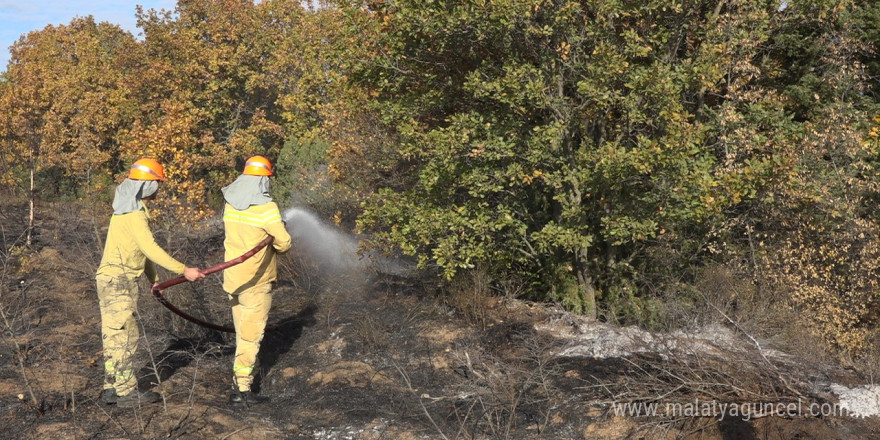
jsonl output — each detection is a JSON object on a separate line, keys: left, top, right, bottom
{"left": 150, "top": 236, "right": 274, "bottom": 333}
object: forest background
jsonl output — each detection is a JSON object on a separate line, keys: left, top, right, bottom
{"left": 3, "top": 0, "right": 880, "bottom": 366}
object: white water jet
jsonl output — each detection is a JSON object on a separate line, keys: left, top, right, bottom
{"left": 283, "top": 207, "right": 364, "bottom": 271}
{"left": 282, "top": 206, "right": 415, "bottom": 277}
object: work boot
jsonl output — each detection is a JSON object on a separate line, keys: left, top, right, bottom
{"left": 229, "top": 390, "right": 269, "bottom": 407}
{"left": 116, "top": 390, "right": 162, "bottom": 408}
{"left": 100, "top": 388, "right": 118, "bottom": 405}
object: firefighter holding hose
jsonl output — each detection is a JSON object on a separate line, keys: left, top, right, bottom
{"left": 221, "top": 155, "right": 291, "bottom": 406}
{"left": 96, "top": 158, "right": 205, "bottom": 407}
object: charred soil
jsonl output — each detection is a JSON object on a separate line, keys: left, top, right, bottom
{"left": 1, "top": 198, "right": 879, "bottom": 439}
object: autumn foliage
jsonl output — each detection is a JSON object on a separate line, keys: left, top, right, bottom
{"left": 3, "top": 0, "right": 880, "bottom": 357}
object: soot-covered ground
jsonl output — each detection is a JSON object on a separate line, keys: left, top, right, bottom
{"left": 1, "top": 198, "right": 879, "bottom": 439}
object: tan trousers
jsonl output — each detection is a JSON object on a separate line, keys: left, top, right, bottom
{"left": 230, "top": 283, "right": 272, "bottom": 392}
{"left": 96, "top": 276, "right": 140, "bottom": 396}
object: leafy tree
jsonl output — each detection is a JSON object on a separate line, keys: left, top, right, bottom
{"left": 344, "top": 0, "right": 803, "bottom": 318}
{"left": 123, "top": 0, "right": 302, "bottom": 223}
{"left": 265, "top": 2, "right": 364, "bottom": 215}
{"left": 2, "top": 0, "right": 878, "bottom": 357}
{"left": 750, "top": 0, "right": 880, "bottom": 353}
{"left": 0, "top": 17, "right": 139, "bottom": 243}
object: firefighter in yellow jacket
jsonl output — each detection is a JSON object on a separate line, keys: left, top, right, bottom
{"left": 221, "top": 155, "right": 292, "bottom": 406}
{"left": 96, "top": 158, "right": 205, "bottom": 407}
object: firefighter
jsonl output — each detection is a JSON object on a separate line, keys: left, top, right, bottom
{"left": 221, "top": 155, "right": 292, "bottom": 406}
{"left": 96, "top": 158, "right": 205, "bottom": 408}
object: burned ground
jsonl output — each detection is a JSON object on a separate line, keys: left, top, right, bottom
{"left": 1, "top": 198, "right": 880, "bottom": 439}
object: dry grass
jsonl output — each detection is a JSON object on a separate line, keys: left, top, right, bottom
{"left": 442, "top": 270, "right": 494, "bottom": 329}
{"left": 354, "top": 315, "right": 390, "bottom": 350}
{"left": 2, "top": 197, "right": 879, "bottom": 439}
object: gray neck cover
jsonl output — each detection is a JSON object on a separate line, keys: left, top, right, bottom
{"left": 222, "top": 174, "right": 272, "bottom": 210}
{"left": 112, "top": 179, "right": 159, "bottom": 215}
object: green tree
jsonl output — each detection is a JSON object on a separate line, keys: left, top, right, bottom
{"left": 344, "top": 0, "right": 807, "bottom": 318}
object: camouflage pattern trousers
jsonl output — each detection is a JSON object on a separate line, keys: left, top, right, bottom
{"left": 229, "top": 283, "right": 273, "bottom": 392}
{"left": 96, "top": 275, "right": 140, "bottom": 397}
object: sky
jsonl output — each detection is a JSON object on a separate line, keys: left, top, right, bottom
{"left": 0, "top": 0, "right": 177, "bottom": 72}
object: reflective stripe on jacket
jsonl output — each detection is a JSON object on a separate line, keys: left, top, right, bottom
{"left": 223, "top": 202, "right": 292, "bottom": 294}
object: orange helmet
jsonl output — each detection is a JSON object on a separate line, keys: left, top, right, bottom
{"left": 129, "top": 158, "right": 168, "bottom": 181}
{"left": 243, "top": 155, "right": 273, "bottom": 176}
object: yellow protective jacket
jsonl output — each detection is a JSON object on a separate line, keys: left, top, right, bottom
{"left": 222, "top": 202, "right": 292, "bottom": 294}
{"left": 96, "top": 208, "right": 186, "bottom": 282}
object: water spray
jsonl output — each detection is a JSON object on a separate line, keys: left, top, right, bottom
{"left": 282, "top": 207, "right": 365, "bottom": 271}
{"left": 282, "top": 206, "right": 414, "bottom": 277}
{"left": 151, "top": 206, "right": 410, "bottom": 332}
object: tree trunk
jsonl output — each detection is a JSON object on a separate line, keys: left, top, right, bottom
{"left": 575, "top": 247, "right": 597, "bottom": 320}
{"left": 27, "top": 166, "right": 34, "bottom": 247}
